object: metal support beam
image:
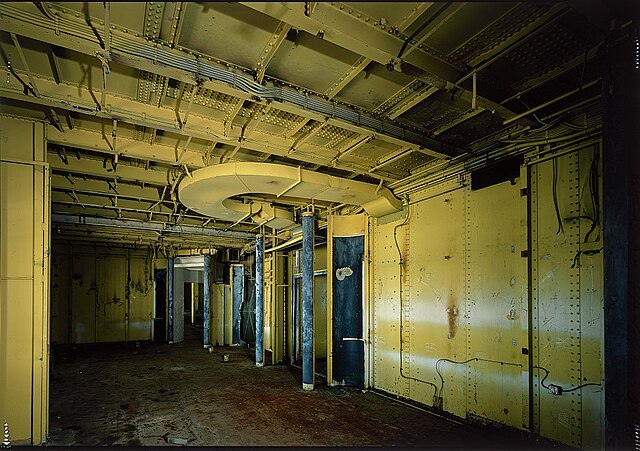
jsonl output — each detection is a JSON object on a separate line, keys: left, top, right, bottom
{"left": 104, "top": 2, "right": 111, "bottom": 53}
{"left": 400, "top": 3, "right": 465, "bottom": 61}
{"left": 301, "top": 212, "right": 314, "bottom": 391}
{"left": 224, "top": 98, "right": 245, "bottom": 137}
{"left": 324, "top": 3, "right": 435, "bottom": 101}
{"left": 284, "top": 116, "right": 310, "bottom": 139}
{"left": 47, "top": 45, "right": 62, "bottom": 85}
{"left": 432, "top": 107, "right": 485, "bottom": 136}
{"left": 0, "top": 5, "right": 464, "bottom": 156}
{"left": 239, "top": 2, "right": 518, "bottom": 120}
{"left": 368, "top": 146, "right": 413, "bottom": 173}
{"left": 331, "top": 135, "right": 371, "bottom": 165}
{"left": 168, "top": 257, "right": 175, "bottom": 343}
{"left": 503, "top": 79, "right": 601, "bottom": 125}
{"left": 51, "top": 213, "right": 255, "bottom": 240}
{"left": 182, "top": 84, "right": 197, "bottom": 126}
{"left": 324, "top": 56, "right": 371, "bottom": 99}
{"left": 10, "top": 32, "right": 39, "bottom": 96}
{"left": 464, "top": 4, "right": 569, "bottom": 73}
{"left": 289, "top": 120, "right": 327, "bottom": 154}
{"left": 255, "top": 22, "right": 291, "bottom": 84}
{"left": 388, "top": 86, "right": 438, "bottom": 120}
{"left": 255, "top": 235, "right": 264, "bottom": 367}
{"left": 203, "top": 254, "right": 211, "bottom": 347}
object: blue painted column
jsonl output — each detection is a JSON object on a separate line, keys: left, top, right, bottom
{"left": 302, "top": 212, "right": 314, "bottom": 390}
{"left": 168, "top": 257, "right": 174, "bottom": 343}
{"left": 203, "top": 254, "right": 211, "bottom": 348}
{"left": 255, "top": 235, "right": 264, "bottom": 367}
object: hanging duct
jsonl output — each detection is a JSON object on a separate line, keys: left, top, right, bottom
{"left": 178, "top": 162, "right": 402, "bottom": 229}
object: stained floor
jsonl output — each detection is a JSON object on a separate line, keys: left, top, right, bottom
{"left": 48, "top": 330, "right": 567, "bottom": 448}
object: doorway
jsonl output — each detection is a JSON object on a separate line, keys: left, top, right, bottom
{"left": 153, "top": 268, "right": 167, "bottom": 343}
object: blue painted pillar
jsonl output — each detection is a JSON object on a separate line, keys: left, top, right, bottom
{"left": 255, "top": 235, "right": 264, "bottom": 367}
{"left": 302, "top": 212, "right": 314, "bottom": 390}
{"left": 203, "top": 254, "right": 211, "bottom": 348}
{"left": 168, "top": 257, "right": 174, "bottom": 343}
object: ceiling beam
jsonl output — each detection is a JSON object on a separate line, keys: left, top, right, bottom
{"left": 323, "top": 56, "right": 371, "bottom": 99}
{"left": 52, "top": 174, "right": 165, "bottom": 199}
{"left": 289, "top": 120, "right": 327, "bottom": 154}
{"left": 9, "top": 32, "right": 39, "bottom": 96}
{"left": 432, "top": 108, "right": 486, "bottom": 136}
{"left": 368, "top": 146, "right": 414, "bottom": 173}
{"left": 388, "top": 86, "right": 439, "bottom": 120}
{"left": 465, "top": 4, "right": 570, "bottom": 70}
{"left": 321, "top": 3, "right": 434, "bottom": 100}
{"left": 240, "top": 2, "right": 518, "bottom": 121}
{"left": 52, "top": 213, "right": 255, "bottom": 240}
{"left": 255, "top": 21, "right": 291, "bottom": 84}
{"left": 49, "top": 152, "right": 172, "bottom": 186}
{"left": 0, "top": 4, "right": 463, "bottom": 157}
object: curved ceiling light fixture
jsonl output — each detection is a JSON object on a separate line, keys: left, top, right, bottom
{"left": 178, "top": 162, "right": 402, "bottom": 230}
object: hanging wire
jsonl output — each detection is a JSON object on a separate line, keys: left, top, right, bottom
{"left": 552, "top": 158, "right": 564, "bottom": 234}
{"left": 436, "top": 358, "right": 523, "bottom": 399}
{"left": 584, "top": 148, "right": 600, "bottom": 243}
{"left": 533, "top": 366, "right": 602, "bottom": 392}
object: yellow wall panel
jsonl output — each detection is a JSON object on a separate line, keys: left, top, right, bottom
{"left": 371, "top": 143, "right": 604, "bottom": 447}
{"left": 0, "top": 280, "right": 33, "bottom": 442}
{"left": 407, "top": 189, "right": 466, "bottom": 415}
{"left": 128, "top": 256, "right": 153, "bottom": 341}
{"left": 371, "top": 211, "right": 410, "bottom": 397}
{"left": 209, "top": 283, "right": 228, "bottom": 345}
{"left": 530, "top": 145, "right": 604, "bottom": 448}
{"left": 464, "top": 179, "right": 528, "bottom": 429}
{"left": 51, "top": 245, "right": 154, "bottom": 344}
{"left": 0, "top": 165, "right": 34, "bottom": 278}
{"left": 71, "top": 253, "right": 96, "bottom": 343}
{"left": 0, "top": 117, "right": 49, "bottom": 444}
{"left": 0, "top": 117, "right": 35, "bottom": 160}
{"left": 97, "top": 256, "right": 127, "bottom": 342}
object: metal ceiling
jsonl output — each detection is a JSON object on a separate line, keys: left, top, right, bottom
{"left": 0, "top": 1, "right": 616, "bottom": 250}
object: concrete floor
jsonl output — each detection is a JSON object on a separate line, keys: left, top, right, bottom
{"left": 48, "top": 328, "right": 567, "bottom": 448}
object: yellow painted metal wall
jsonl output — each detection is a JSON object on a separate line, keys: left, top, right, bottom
{"left": 371, "top": 144, "right": 604, "bottom": 447}
{"left": 314, "top": 246, "right": 327, "bottom": 360}
{"left": 264, "top": 248, "right": 286, "bottom": 364}
{"left": 51, "top": 244, "right": 153, "bottom": 343}
{"left": 209, "top": 283, "right": 230, "bottom": 346}
{"left": 529, "top": 144, "right": 604, "bottom": 448}
{"left": 0, "top": 116, "right": 49, "bottom": 444}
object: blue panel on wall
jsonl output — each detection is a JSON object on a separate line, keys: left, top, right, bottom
{"left": 332, "top": 235, "right": 364, "bottom": 387}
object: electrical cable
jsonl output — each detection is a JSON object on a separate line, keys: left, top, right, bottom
{"left": 552, "top": 158, "right": 564, "bottom": 235}
{"left": 584, "top": 148, "right": 600, "bottom": 243}
{"left": 533, "top": 366, "right": 551, "bottom": 389}
{"left": 435, "top": 358, "right": 523, "bottom": 399}
{"left": 533, "top": 366, "right": 602, "bottom": 393}
{"left": 393, "top": 209, "right": 439, "bottom": 399}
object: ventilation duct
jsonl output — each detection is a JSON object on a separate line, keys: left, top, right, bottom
{"left": 178, "top": 163, "right": 402, "bottom": 229}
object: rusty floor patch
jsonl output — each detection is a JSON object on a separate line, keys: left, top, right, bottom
{"left": 47, "top": 336, "right": 566, "bottom": 448}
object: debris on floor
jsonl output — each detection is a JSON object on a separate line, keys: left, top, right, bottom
{"left": 47, "top": 337, "right": 563, "bottom": 448}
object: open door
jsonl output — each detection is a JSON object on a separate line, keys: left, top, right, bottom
{"left": 230, "top": 264, "right": 244, "bottom": 345}
{"left": 153, "top": 269, "right": 167, "bottom": 342}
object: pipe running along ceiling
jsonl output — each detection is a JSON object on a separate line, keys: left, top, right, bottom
{"left": 178, "top": 162, "right": 403, "bottom": 229}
